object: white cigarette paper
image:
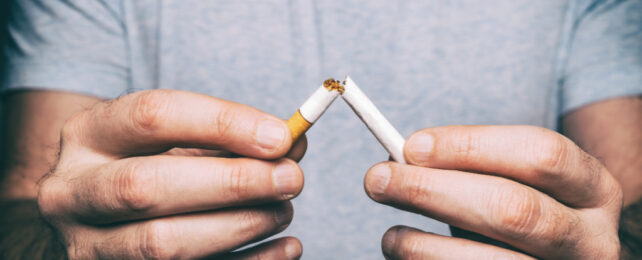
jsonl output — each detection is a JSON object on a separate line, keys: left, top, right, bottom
{"left": 300, "top": 85, "right": 341, "bottom": 123}
{"left": 286, "top": 80, "right": 343, "bottom": 141}
{"left": 341, "top": 76, "right": 407, "bottom": 164}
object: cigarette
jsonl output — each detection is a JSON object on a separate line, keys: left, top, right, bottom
{"left": 286, "top": 79, "right": 344, "bottom": 141}
{"left": 341, "top": 76, "right": 407, "bottom": 164}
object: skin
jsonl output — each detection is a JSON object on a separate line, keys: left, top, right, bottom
{"left": 0, "top": 90, "right": 640, "bottom": 259}
{"left": 363, "top": 97, "right": 642, "bottom": 259}
{"left": 1, "top": 90, "right": 307, "bottom": 259}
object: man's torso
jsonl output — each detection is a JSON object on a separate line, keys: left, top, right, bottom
{"left": 110, "top": 1, "right": 570, "bottom": 258}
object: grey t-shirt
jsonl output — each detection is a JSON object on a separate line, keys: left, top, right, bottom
{"left": 3, "top": 0, "right": 642, "bottom": 258}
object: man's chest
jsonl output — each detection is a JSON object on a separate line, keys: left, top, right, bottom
{"left": 140, "top": 0, "right": 569, "bottom": 127}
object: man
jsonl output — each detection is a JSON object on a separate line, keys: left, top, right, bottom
{"left": 1, "top": 0, "right": 640, "bottom": 259}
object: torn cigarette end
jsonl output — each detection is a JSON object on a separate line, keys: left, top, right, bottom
{"left": 323, "top": 78, "right": 345, "bottom": 93}
{"left": 286, "top": 79, "right": 342, "bottom": 142}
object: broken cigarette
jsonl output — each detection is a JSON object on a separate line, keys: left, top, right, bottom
{"left": 341, "top": 76, "right": 407, "bottom": 164}
{"left": 286, "top": 79, "right": 344, "bottom": 141}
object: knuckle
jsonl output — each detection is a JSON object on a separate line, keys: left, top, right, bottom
{"left": 609, "top": 180, "right": 624, "bottom": 208}
{"left": 115, "top": 161, "right": 157, "bottom": 212}
{"left": 210, "top": 105, "right": 237, "bottom": 143}
{"left": 60, "top": 112, "right": 88, "bottom": 144}
{"left": 489, "top": 184, "right": 541, "bottom": 239}
{"left": 580, "top": 152, "right": 605, "bottom": 188}
{"left": 532, "top": 130, "right": 569, "bottom": 173}
{"left": 593, "top": 165, "right": 623, "bottom": 209}
{"left": 221, "top": 164, "right": 252, "bottom": 201}
{"left": 402, "top": 170, "right": 432, "bottom": 207}
{"left": 395, "top": 232, "right": 426, "bottom": 259}
{"left": 130, "top": 90, "right": 173, "bottom": 134}
{"left": 542, "top": 207, "right": 580, "bottom": 250}
{"left": 37, "top": 177, "right": 63, "bottom": 218}
{"left": 236, "top": 210, "right": 271, "bottom": 238}
{"left": 140, "top": 221, "right": 178, "bottom": 259}
{"left": 452, "top": 130, "right": 480, "bottom": 159}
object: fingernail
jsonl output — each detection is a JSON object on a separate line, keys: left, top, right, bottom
{"left": 256, "top": 119, "right": 287, "bottom": 150}
{"left": 406, "top": 132, "right": 434, "bottom": 163}
{"left": 366, "top": 164, "right": 391, "bottom": 196}
{"left": 382, "top": 227, "right": 398, "bottom": 256}
{"left": 285, "top": 240, "right": 302, "bottom": 259}
{"left": 272, "top": 160, "right": 301, "bottom": 198}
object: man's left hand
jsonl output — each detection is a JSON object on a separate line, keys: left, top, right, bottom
{"left": 364, "top": 125, "right": 623, "bottom": 259}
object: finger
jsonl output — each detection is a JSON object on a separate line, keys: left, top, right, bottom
{"left": 65, "top": 156, "right": 303, "bottom": 223}
{"left": 219, "top": 237, "right": 302, "bottom": 260}
{"left": 364, "top": 162, "right": 583, "bottom": 259}
{"left": 62, "top": 90, "right": 292, "bottom": 158}
{"left": 92, "top": 202, "right": 294, "bottom": 259}
{"left": 381, "top": 225, "right": 534, "bottom": 260}
{"left": 404, "top": 125, "right": 617, "bottom": 208}
{"left": 286, "top": 135, "right": 308, "bottom": 162}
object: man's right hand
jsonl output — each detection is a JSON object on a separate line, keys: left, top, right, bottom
{"left": 36, "top": 90, "right": 304, "bottom": 259}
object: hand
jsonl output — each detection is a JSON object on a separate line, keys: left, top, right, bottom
{"left": 364, "top": 126, "right": 623, "bottom": 259}
{"left": 37, "top": 90, "right": 305, "bottom": 259}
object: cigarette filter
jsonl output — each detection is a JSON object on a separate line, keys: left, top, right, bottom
{"left": 341, "top": 76, "right": 407, "bottom": 163}
{"left": 286, "top": 79, "right": 344, "bottom": 141}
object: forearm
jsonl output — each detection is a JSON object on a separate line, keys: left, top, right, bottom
{"left": 0, "top": 199, "right": 66, "bottom": 259}
{"left": 1, "top": 91, "right": 100, "bottom": 199}
{"left": 0, "top": 91, "right": 100, "bottom": 258}
{"left": 562, "top": 96, "right": 642, "bottom": 205}
{"left": 561, "top": 96, "right": 642, "bottom": 259}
